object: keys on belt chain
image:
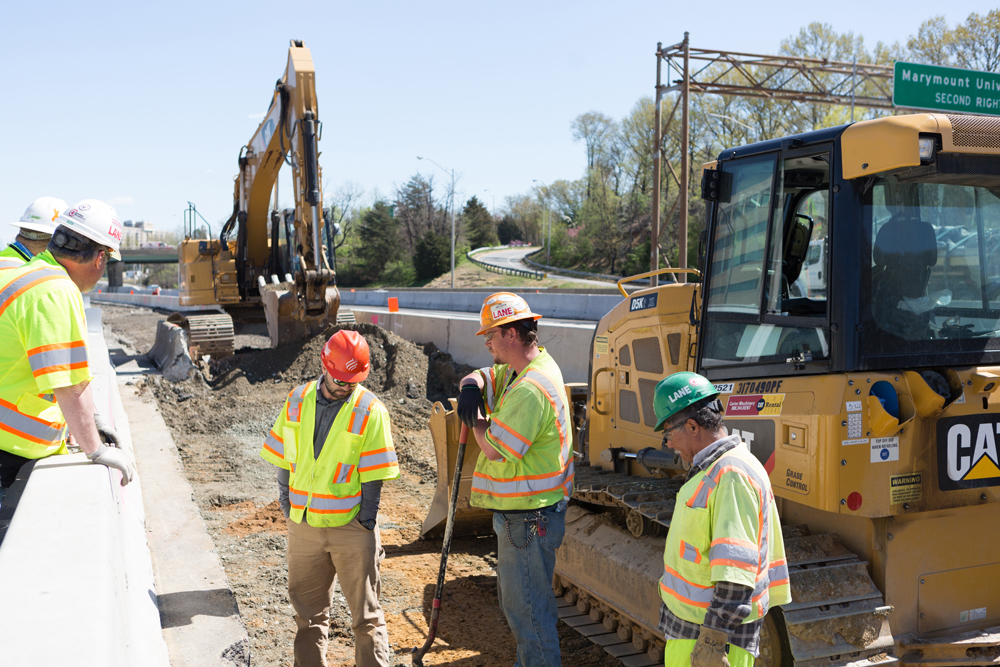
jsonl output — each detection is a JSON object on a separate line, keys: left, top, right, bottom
{"left": 504, "top": 511, "right": 548, "bottom": 549}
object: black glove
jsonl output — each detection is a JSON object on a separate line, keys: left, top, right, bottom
{"left": 457, "top": 385, "right": 486, "bottom": 429}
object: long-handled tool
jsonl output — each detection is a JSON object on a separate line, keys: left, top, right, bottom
{"left": 412, "top": 423, "right": 469, "bottom": 666}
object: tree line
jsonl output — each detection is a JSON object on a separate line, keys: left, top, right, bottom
{"left": 324, "top": 11, "right": 1000, "bottom": 286}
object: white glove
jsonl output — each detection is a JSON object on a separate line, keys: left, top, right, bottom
{"left": 93, "top": 413, "right": 121, "bottom": 448}
{"left": 88, "top": 444, "right": 135, "bottom": 485}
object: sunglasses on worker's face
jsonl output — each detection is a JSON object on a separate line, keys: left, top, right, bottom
{"left": 331, "top": 378, "right": 357, "bottom": 387}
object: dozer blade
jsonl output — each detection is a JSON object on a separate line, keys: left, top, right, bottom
{"left": 262, "top": 286, "right": 340, "bottom": 348}
{"left": 420, "top": 399, "right": 493, "bottom": 537}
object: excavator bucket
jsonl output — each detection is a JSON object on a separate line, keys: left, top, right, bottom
{"left": 420, "top": 399, "right": 493, "bottom": 537}
{"left": 262, "top": 285, "right": 341, "bottom": 348}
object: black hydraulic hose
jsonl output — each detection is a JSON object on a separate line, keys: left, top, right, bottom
{"left": 411, "top": 423, "right": 469, "bottom": 666}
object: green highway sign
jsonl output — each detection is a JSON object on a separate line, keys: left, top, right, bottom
{"left": 894, "top": 61, "right": 1000, "bottom": 116}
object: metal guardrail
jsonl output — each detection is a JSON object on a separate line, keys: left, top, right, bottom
{"left": 466, "top": 247, "right": 545, "bottom": 281}
{"left": 522, "top": 249, "right": 651, "bottom": 285}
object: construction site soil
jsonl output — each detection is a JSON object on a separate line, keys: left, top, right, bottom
{"left": 100, "top": 304, "right": 617, "bottom": 667}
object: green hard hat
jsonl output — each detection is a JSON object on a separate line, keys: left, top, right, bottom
{"left": 653, "top": 372, "right": 720, "bottom": 431}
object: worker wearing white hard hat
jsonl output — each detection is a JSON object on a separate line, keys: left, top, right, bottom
{"left": 0, "top": 198, "right": 133, "bottom": 503}
{"left": 0, "top": 197, "right": 67, "bottom": 271}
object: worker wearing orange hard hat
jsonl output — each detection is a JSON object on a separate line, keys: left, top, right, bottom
{"left": 457, "top": 292, "right": 572, "bottom": 667}
{"left": 260, "top": 329, "right": 399, "bottom": 667}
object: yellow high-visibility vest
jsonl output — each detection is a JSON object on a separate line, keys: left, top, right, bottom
{"left": 659, "top": 440, "right": 792, "bottom": 624}
{"left": 0, "top": 252, "right": 90, "bottom": 459}
{"left": 260, "top": 381, "right": 400, "bottom": 527}
{"left": 0, "top": 243, "right": 31, "bottom": 271}
{"left": 470, "top": 348, "right": 574, "bottom": 511}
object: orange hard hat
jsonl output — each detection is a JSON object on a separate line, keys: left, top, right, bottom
{"left": 321, "top": 330, "right": 370, "bottom": 383}
{"left": 477, "top": 292, "right": 541, "bottom": 335}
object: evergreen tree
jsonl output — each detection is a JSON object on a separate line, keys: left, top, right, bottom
{"left": 413, "top": 229, "right": 451, "bottom": 280}
{"left": 497, "top": 216, "right": 521, "bottom": 245}
{"left": 356, "top": 201, "right": 403, "bottom": 282}
{"left": 463, "top": 195, "right": 498, "bottom": 249}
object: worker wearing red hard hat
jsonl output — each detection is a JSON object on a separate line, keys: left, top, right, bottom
{"left": 0, "top": 199, "right": 132, "bottom": 502}
{"left": 456, "top": 292, "right": 573, "bottom": 667}
{"left": 260, "top": 329, "right": 399, "bottom": 667}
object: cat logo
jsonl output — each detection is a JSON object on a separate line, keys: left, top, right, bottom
{"left": 937, "top": 415, "right": 1000, "bottom": 491}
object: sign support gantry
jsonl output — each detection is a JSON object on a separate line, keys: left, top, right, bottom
{"left": 649, "top": 35, "right": 902, "bottom": 285}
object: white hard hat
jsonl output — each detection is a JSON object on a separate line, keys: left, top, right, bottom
{"left": 56, "top": 199, "right": 123, "bottom": 260}
{"left": 12, "top": 197, "right": 68, "bottom": 235}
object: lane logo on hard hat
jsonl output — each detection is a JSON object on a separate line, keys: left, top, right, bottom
{"left": 345, "top": 358, "right": 358, "bottom": 371}
{"left": 491, "top": 304, "right": 515, "bottom": 319}
{"left": 938, "top": 415, "right": 1000, "bottom": 490}
{"left": 78, "top": 204, "right": 91, "bottom": 211}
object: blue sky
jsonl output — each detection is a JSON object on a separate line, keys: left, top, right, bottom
{"left": 1, "top": 0, "right": 993, "bottom": 244}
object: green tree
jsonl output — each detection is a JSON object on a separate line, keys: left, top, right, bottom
{"left": 909, "top": 11, "right": 1000, "bottom": 72}
{"left": 496, "top": 216, "right": 521, "bottom": 245}
{"left": 355, "top": 201, "right": 403, "bottom": 282}
{"left": 463, "top": 195, "right": 498, "bottom": 249}
{"left": 413, "top": 229, "right": 451, "bottom": 280}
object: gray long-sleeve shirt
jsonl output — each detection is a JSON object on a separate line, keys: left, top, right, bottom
{"left": 276, "top": 378, "right": 382, "bottom": 523}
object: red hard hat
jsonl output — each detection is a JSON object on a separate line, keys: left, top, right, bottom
{"left": 321, "top": 330, "right": 370, "bottom": 383}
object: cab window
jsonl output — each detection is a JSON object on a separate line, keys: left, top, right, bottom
{"left": 701, "top": 151, "right": 831, "bottom": 370}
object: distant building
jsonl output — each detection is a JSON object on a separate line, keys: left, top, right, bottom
{"left": 121, "top": 220, "right": 172, "bottom": 248}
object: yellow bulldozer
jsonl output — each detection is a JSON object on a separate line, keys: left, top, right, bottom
{"left": 425, "top": 113, "right": 1000, "bottom": 665}
{"left": 172, "top": 40, "right": 339, "bottom": 355}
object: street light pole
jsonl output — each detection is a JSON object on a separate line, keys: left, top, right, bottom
{"left": 417, "top": 156, "right": 457, "bottom": 288}
{"left": 532, "top": 180, "right": 552, "bottom": 265}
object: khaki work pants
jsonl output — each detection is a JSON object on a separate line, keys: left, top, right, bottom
{"left": 287, "top": 516, "right": 390, "bottom": 667}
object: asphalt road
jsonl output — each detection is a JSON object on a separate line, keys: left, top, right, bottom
{"left": 475, "top": 247, "right": 616, "bottom": 287}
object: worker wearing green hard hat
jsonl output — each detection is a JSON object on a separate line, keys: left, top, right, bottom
{"left": 651, "top": 371, "right": 790, "bottom": 667}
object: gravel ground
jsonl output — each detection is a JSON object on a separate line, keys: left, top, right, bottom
{"left": 100, "top": 304, "right": 618, "bottom": 666}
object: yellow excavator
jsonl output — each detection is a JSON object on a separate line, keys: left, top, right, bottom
{"left": 174, "top": 40, "right": 338, "bottom": 354}
{"left": 427, "top": 113, "right": 1000, "bottom": 665}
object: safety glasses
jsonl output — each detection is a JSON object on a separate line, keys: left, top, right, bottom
{"left": 329, "top": 377, "right": 358, "bottom": 387}
{"left": 484, "top": 329, "right": 500, "bottom": 342}
{"left": 660, "top": 420, "right": 686, "bottom": 442}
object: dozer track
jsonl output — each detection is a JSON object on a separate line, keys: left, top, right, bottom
{"left": 553, "top": 465, "right": 896, "bottom": 667}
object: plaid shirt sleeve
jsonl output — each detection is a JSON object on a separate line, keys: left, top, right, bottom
{"left": 658, "top": 581, "right": 765, "bottom": 657}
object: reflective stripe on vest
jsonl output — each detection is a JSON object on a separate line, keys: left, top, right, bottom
{"left": 289, "top": 487, "right": 308, "bottom": 509}
{"left": 307, "top": 489, "right": 362, "bottom": 514}
{"left": 348, "top": 391, "right": 377, "bottom": 435}
{"left": 709, "top": 537, "right": 759, "bottom": 573}
{"left": 768, "top": 558, "right": 790, "bottom": 589}
{"left": 333, "top": 462, "right": 355, "bottom": 484}
{"left": 471, "top": 461, "right": 574, "bottom": 499}
{"left": 0, "top": 258, "right": 23, "bottom": 271}
{"left": 488, "top": 417, "right": 532, "bottom": 459}
{"left": 680, "top": 540, "right": 702, "bottom": 564}
{"left": 286, "top": 382, "right": 311, "bottom": 423}
{"left": 482, "top": 367, "right": 496, "bottom": 413}
{"left": 359, "top": 447, "right": 397, "bottom": 473}
{"left": 659, "top": 565, "right": 714, "bottom": 608}
{"left": 522, "top": 368, "right": 572, "bottom": 465}
{"left": 264, "top": 429, "right": 284, "bottom": 458}
{"left": 0, "top": 397, "right": 63, "bottom": 445}
{"left": 0, "top": 266, "right": 66, "bottom": 317}
{"left": 27, "top": 340, "right": 88, "bottom": 378}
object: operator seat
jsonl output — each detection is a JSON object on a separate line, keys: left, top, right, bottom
{"left": 871, "top": 217, "right": 938, "bottom": 340}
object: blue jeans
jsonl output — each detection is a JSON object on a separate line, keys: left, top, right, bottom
{"left": 493, "top": 502, "right": 567, "bottom": 667}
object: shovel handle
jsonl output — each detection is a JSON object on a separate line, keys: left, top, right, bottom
{"left": 412, "top": 423, "right": 469, "bottom": 665}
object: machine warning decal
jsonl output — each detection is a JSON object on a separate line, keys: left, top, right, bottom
{"left": 842, "top": 438, "right": 869, "bottom": 446}
{"left": 595, "top": 336, "right": 608, "bottom": 357}
{"left": 937, "top": 414, "right": 1000, "bottom": 491}
{"left": 726, "top": 394, "right": 784, "bottom": 417}
{"left": 735, "top": 380, "right": 783, "bottom": 394}
{"left": 890, "top": 473, "right": 922, "bottom": 504}
{"left": 629, "top": 294, "right": 658, "bottom": 311}
{"left": 713, "top": 383, "right": 734, "bottom": 394}
{"left": 784, "top": 468, "right": 809, "bottom": 495}
{"left": 961, "top": 608, "right": 988, "bottom": 623}
{"left": 725, "top": 419, "right": 775, "bottom": 474}
{"left": 846, "top": 401, "right": 863, "bottom": 412}
{"left": 871, "top": 437, "right": 899, "bottom": 463}
{"left": 847, "top": 413, "right": 863, "bottom": 439}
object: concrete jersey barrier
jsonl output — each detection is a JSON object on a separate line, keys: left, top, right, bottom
{"left": 0, "top": 306, "right": 169, "bottom": 667}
